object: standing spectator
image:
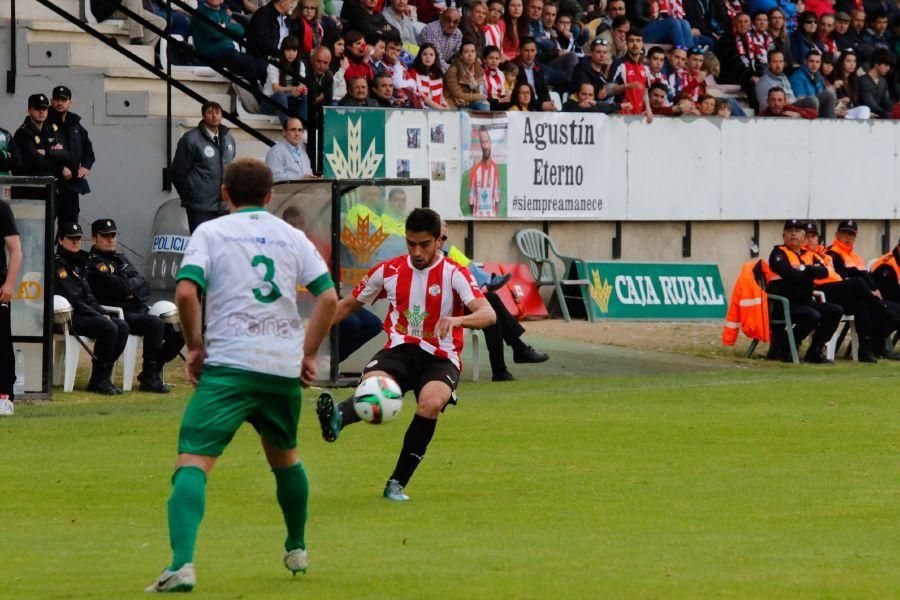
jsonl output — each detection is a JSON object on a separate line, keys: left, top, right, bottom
{"left": 193, "top": 0, "right": 265, "bottom": 85}
{"left": 339, "top": 75, "right": 383, "bottom": 105}
{"left": 613, "top": 30, "right": 655, "bottom": 120}
{"left": 407, "top": 44, "right": 450, "bottom": 109}
{"left": 13, "top": 94, "right": 71, "bottom": 205}
{"left": 858, "top": 48, "right": 895, "bottom": 117}
{"left": 516, "top": 37, "right": 555, "bottom": 110}
{"left": 461, "top": 1, "right": 489, "bottom": 56}
{"left": 266, "top": 118, "right": 317, "bottom": 182}
{"left": 791, "top": 11, "right": 824, "bottom": 67}
{"left": 247, "top": 0, "right": 298, "bottom": 62}
{"left": 89, "top": 0, "right": 167, "bottom": 47}
{"left": 759, "top": 86, "right": 818, "bottom": 116}
{"left": 291, "top": 0, "right": 325, "bottom": 56}
{"left": 170, "top": 102, "right": 236, "bottom": 233}
{"left": 418, "top": 9, "right": 464, "bottom": 72}
{"left": 444, "top": 42, "right": 491, "bottom": 109}
{"left": 502, "top": 0, "right": 529, "bottom": 61}
{"left": 383, "top": 0, "right": 419, "bottom": 47}
{"left": 756, "top": 49, "right": 796, "bottom": 110}
{"left": 54, "top": 223, "right": 129, "bottom": 394}
{"left": 264, "top": 37, "right": 309, "bottom": 125}
{"left": 0, "top": 198, "right": 22, "bottom": 414}
{"left": 790, "top": 49, "right": 838, "bottom": 117}
{"left": 86, "top": 219, "right": 184, "bottom": 392}
{"left": 48, "top": 87, "right": 94, "bottom": 228}
{"left": 0, "top": 124, "right": 20, "bottom": 175}
{"left": 643, "top": 0, "right": 695, "bottom": 48}
{"left": 342, "top": 0, "right": 393, "bottom": 39}
{"left": 768, "top": 7, "right": 795, "bottom": 69}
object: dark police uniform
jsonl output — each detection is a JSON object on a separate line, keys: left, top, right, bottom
{"left": 86, "top": 219, "right": 183, "bottom": 392}
{"left": 54, "top": 222, "right": 129, "bottom": 394}
{"left": 766, "top": 219, "right": 842, "bottom": 363}
{"left": 12, "top": 94, "right": 70, "bottom": 185}
{"left": 0, "top": 201, "right": 19, "bottom": 398}
{"left": 48, "top": 86, "right": 95, "bottom": 226}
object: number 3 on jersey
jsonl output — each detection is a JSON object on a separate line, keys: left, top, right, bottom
{"left": 251, "top": 254, "right": 282, "bottom": 303}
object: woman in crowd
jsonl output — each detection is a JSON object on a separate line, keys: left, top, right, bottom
{"left": 767, "top": 7, "right": 795, "bottom": 71}
{"left": 407, "top": 43, "right": 449, "bottom": 109}
{"left": 508, "top": 81, "right": 535, "bottom": 111}
{"left": 502, "top": 0, "right": 528, "bottom": 61}
{"left": 444, "top": 42, "right": 490, "bottom": 110}
{"left": 790, "top": 11, "right": 822, "bottom": 68}
{"left": 382, "top": 0, "right": 418, "bottom": 48}
{"left": 291, "top": 0, "right": 325, "bottom": 57}
{"left": 328, "top": 36, "right": 348, "bottom": 100}
{"left": 830, "top": 49, "right": 870, "bottom": 118}
{"left": 263, "top": 36, "right": 309, "bottom": 124}
{"left": 461, "top": 1, "right": 489, "bottom": 56}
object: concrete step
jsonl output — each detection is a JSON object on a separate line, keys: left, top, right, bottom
{"left": 105, "top": 89, "right": 232, "bottom": 118}
{"left": 25, "top": 19, "right": 130, "bottom": 43}
{"left": 105, "top": 68, "right": 232, "bottom": 98}
{"left": 29, "top": 40, "right": 156, "bottom": 70}
{"left": 1, "top": 0, "right": 81, "bottom": 21}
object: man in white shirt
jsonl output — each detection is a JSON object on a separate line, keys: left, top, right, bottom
{"left": 265, "top": 118, "right": 317, "bottom": 182}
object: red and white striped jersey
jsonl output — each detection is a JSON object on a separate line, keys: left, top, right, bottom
{"left": 484, "top": 67, "right": 505, "bottom": 100}
{"left": 467, "top": 159, "right": 501, "bottom": 217}
{"left": 407, "top": 69, "right": 445, "bottom": 104}
{"left": 352, "top": 254, "right": 483, "bottom": 369}
{"left": 484, "top": 23, "right": 504, "bottom": 50}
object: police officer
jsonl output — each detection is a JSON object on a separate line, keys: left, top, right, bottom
{"left": 49, "top": 86, "right": 95, "bottom": 226}
{"left": 86, "top": 219, "right": 183, "bottom": 393}
{"left": 12, "top": 94, "right": 71, "bottom": 190}
{"left": 871, "top": 236, "right": 900, "bottom": 358}
{"left": 55, "top": 223, "right": 129, "bottom": 395}
{"left": 766, "top": 219, "right": 842, "bottom": 363}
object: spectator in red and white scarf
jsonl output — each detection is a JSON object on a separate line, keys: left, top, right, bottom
{"left": 485, "top": 0, "right": 506, "bottom": 50}
{"left": 666, "top": 45, "right": 689, "bottom": 100}
{"left": 817, "top": 13, "right": 839, "bottom": 56}
{"left": 482, "top": 45, "right": 507, "bottom": 103}
{"left": 646, "top": 46, "right": 672, "bottom": 103}
{"left": 612, "top": 29, "right": 654, "bottom": 122}
{"left": 407, "top": 43, "right": 449, "bottom": 109}
{"left": 290, "top": 0, "right": 324, "bottom": 57}
{"left": 750, "top": 11, "right": 774, "bottom": 65}
{"left": 719, "top": 13, "right": 767, "bottom": 105}
{"left": 682, "top": 45, "right": 708, "bottom": 101}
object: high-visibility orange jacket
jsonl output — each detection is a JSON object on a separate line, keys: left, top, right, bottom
{"left": 827, "top": 239, "right": 867, "bottom": 271}
{"left": 801, "top": 244, "right": 843, "bottom": 285}
{"left": 870, "top": 251, "right": 900, "bottom": 280}
{"left": 723, "top": 260, "right": 770, "bottom": 345}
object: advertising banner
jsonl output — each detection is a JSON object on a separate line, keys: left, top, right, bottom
{"left": 578, "top": 261, "right": 727, "bottom": 319}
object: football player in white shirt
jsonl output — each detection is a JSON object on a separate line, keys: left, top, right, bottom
{"left": 146, "top": 158, "right": 338, "bottom": 593}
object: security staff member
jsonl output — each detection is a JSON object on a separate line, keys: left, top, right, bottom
{"left": 12, "top": 94, "right": 71, "bottom": 189}
{"left": 55, "top": 223, "right": 129, "bottom": 395}
{"left": 86, "top": 219, "right": 183, "bottom": 393}
{"left": 49, "top": 86, "right": 95, "bottom": 226}
{"left": 826, "top": 220, "right": 900, "bottom": 358}
{"left": 872, "top": 236, "right": 900, "bottom": 303}
{"left": 766, "top": 219, "right": 842, "bottom": 363}
{"left": 802, "top": 221, "right": 880, "bottom": 362}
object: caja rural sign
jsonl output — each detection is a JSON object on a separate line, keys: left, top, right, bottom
{"left": 577, "top": 262, "right": 727, "bottom": 319}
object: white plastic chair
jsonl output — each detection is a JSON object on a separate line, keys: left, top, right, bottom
{"left": 52, "top": 319, "right": 89, "bottom": 393}
{"left": 814, "top": 291, "right": 858, "bottom": 362}
{"left": 100, "top": 305, "right": 142, "bottom": 391}
{"left": 469, "top": 329, "right": 483, "bottom": 382}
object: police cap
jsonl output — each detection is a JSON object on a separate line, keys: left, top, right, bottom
{"left": 804, "top": 221, "right": 819, "bottom": 235}
{"left": 837, "top": 219, "right": 858, "bottom": 233}
{"left": 91, "top": 218, "right": 117, "bottom": 236}
{"left": 58, "top": 222, "right": 84, "bottom": 238}
{"left": 52, "top": 85, "right": 72, "bottom": 100}
{"left": 783, "top": 219, "right": 805, "bottom": 231}
{"left": 28, "top": 93, "right": 50, "bottom": 109}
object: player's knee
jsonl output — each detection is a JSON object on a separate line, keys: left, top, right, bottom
{"left": 417, "top": 394, "right": 445, "bottom": 417}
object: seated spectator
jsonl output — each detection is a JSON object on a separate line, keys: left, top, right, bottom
{"left": 193, "top": 0, "right": 264, "bottom": 85}
{"left": 609, "top": 15, "right": 630, "bottom": 61}
{"left": 817, "top": 13, "right": 839, "bottom": 56}
{"left": 407, "top": 43, "right": 450, "bottom": 109}
{"left": 247, "top": 0, "right": 298, "bottom": 62}
{"left": 307, "top": 46, "right": 335, "bottom": 121}
{"left": 698, "top": 93, "right": 717, "bottom": 114}
{"left": 89, "top": 0, "right": 167, "bottom": 47}
{"left": 547, "top": 13, "right": 583, "bottom": 79}
{"left": 485, "top": 0, "right": 506, "bottom": 51}
{"left": 382, "top": 34, "right": 416, "bottom": 100}
{"left": 263, "top": 36, "right": 309, "bottom": 124}
{"left": 369, "top": 33, "right": 389, "bottom": 76}
{"left": 612, "top": 29, "right": 654, "bottom": 121}
{"left": 503, "top": 0, "right": 529, "bottom": 61}
{"left": 646, "top": 46, "right": 670, "bottom": 92}
{"left": 759, "top": 86, "right": 818, "bottom": 117}
{"left": 149, "top": 0, "right": 193, "bottom": 39}
{"left": 750, "top": 11, "right": 774, "bottom": 65}
{"left": 328, "top": 37, "right": 349, "bottom": 101}
{"left": 383, "top": 0, "right": 419, "bottom": 48}
{"left": 768, "top": 7, "right": 795, "bottom": 69}
{"left": 562, "top": 82, "right": 625, "bottom": 112}
{"left": 482, "top": 45, "right": 511, "bottom": 107}
{"left": 572, "top": 39, "right": 616, "bottom": 102}
{"left": 864, "top": 11, "right": 892, "bottom": 53}
{"left": 666, "top": 45, "right": 689, "bottom": 99}
{"left": 54, "top": 222, "right": 129, "bottom": 394}
{"left": 756, "top": 49, "right": 795, "bottom": 110}
{"left": 86, "top": 219, "right": 184, "bottom": 392}
{"left": 643, "top": 0, "right": 696, "bottom": 48}
{"left": 444, "top": 42, "right": 491, "bottom": 109}
{"left": 649, "top": 81, "right": 675, "bottom": 114}
{"left": 681, "top": 46, "right": 709, "bottom": 101}
{"left": 719, "top": 13, "right": 767, "bottom": 103}
{"left": 842, "top": 9, "right": 873, "bottom": 63}
{"left": 339, "top": 75, "right": 382, "bottom": 106}
{"left": 790, "top": 11, "right": 824, "bottom": 67}
{"left": 789, "top": 49, "right": 838, "bottom": 117}
{"left": 527, "top": 0, "right": 553, "bottom": 57}
{"left": 371, "top": 73, "right": 406, "bottom": 106}
{"left": 516, "top": 37, "right": 555, "bottom": 111}
{"left": 830, "top": 49, "right": 871, "bottom": 118}
{"left": 418, "top": 9, "right": 464, "bottom": 72}
{"left": 341, "top": 0, "right": 393, "bottom": 39}
{"left": 266, "top": 118, "right": 317, "bottom": 182}
{"left": 715, "top": 97, "right": 733, "bottom": 116}
{"left": 858, "top": 48, "right": 895, "bottom": 117}
{"left": 291, "top": 0, "right": 325, "bottom": 56}
{"left": 832, "top": 11, "right": 853, "bottom": 51}
{"left": 462, "top": 1, "right": 489, "bottom": 56}
{"left": 508, "top": 81, "right": 535, "bottom": 110}
{"left": 343, "top": 31, "right": 376, "bottom": 86}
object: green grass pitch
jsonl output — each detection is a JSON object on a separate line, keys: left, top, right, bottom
{"left": 1, "top": 365, "right": 898, "bottom": 598}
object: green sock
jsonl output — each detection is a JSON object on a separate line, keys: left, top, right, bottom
{"left": 167, "top": 466, "right": 207, "bottom": 571}
{"left": 273, "top": 463, "right": 309, "bottom": 552}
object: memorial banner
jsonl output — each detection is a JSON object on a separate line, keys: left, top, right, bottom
{"left": 578, "top": 261, "right": 727, "bottom": 319}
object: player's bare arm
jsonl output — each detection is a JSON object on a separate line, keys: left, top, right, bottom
{"left": 436, "top": 296, "right": 495, "bottom": 338}
{"left": 300, "top": 287, "right": 339, "bottom": 385}
{"left": 332, "top": 294, "right": 364, "bottom": 325}
{"left": 175, "top": 279, "right": 204, "bottom": 385}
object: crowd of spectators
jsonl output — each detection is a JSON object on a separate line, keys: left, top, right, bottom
{"left": 91, "top": 0, "right": 900, "bottom": 121}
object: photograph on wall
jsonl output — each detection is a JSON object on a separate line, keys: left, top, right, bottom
{"left": 396, "top": 159, "right": 411, "bottom": 179}
{"left": 430, "top": 161, "right": 446, "bottom": 181}
{"left": 406, "top": 128, "right": 421, "bottom": 149}
{"left": 459, "top": 113, "right": 508, "bottom": 218}
{"left": 430, "top": 124, "right": 445, "bottom": 144}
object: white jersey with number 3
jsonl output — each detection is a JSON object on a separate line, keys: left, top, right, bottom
{"left": 176, "top": 208, "right": 332, "bottom": 378}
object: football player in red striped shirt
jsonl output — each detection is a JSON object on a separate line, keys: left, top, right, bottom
{"left": 316, "top": 208, "right": 496, "bottom": 501}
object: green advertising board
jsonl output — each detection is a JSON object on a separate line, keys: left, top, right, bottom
{"left": 576, "top": 262, "right": 727, "bottom": 320}
{"left": 323, "top": 108, "right": 386, "bottom": 179}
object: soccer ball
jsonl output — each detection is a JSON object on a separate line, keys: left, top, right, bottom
{"left": 353, "top": 376, "right": 404, "bottom": 424}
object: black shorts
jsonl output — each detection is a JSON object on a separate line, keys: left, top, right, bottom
{"left": 362, "top": 344, "right": 460, "bottom": 405}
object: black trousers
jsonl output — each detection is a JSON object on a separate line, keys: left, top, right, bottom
{"left": 338, "top": 308, "right": 382, "bottom": 362}
{"left": 124, "top": 312, "right": 184, "bottom": 366}
{"left": 186, "top": 209, "right": 227, "bottom": 233}
{"left": 817, "top": 279, "right": 873, "bottom": 340}
{"left": 771, "top": 299, "right": 843, "bottom": 350}
{"left": 0, "top": 304, "right": 14, "bottom": 397}
{"left": 56, "top": 187, "right": 80, "bottom": 227}
{"left": 72, "top": 314, "right": 129, "bottom": 363}
{"left": 483, "top": 291, "right": 524, "bottom": 373}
